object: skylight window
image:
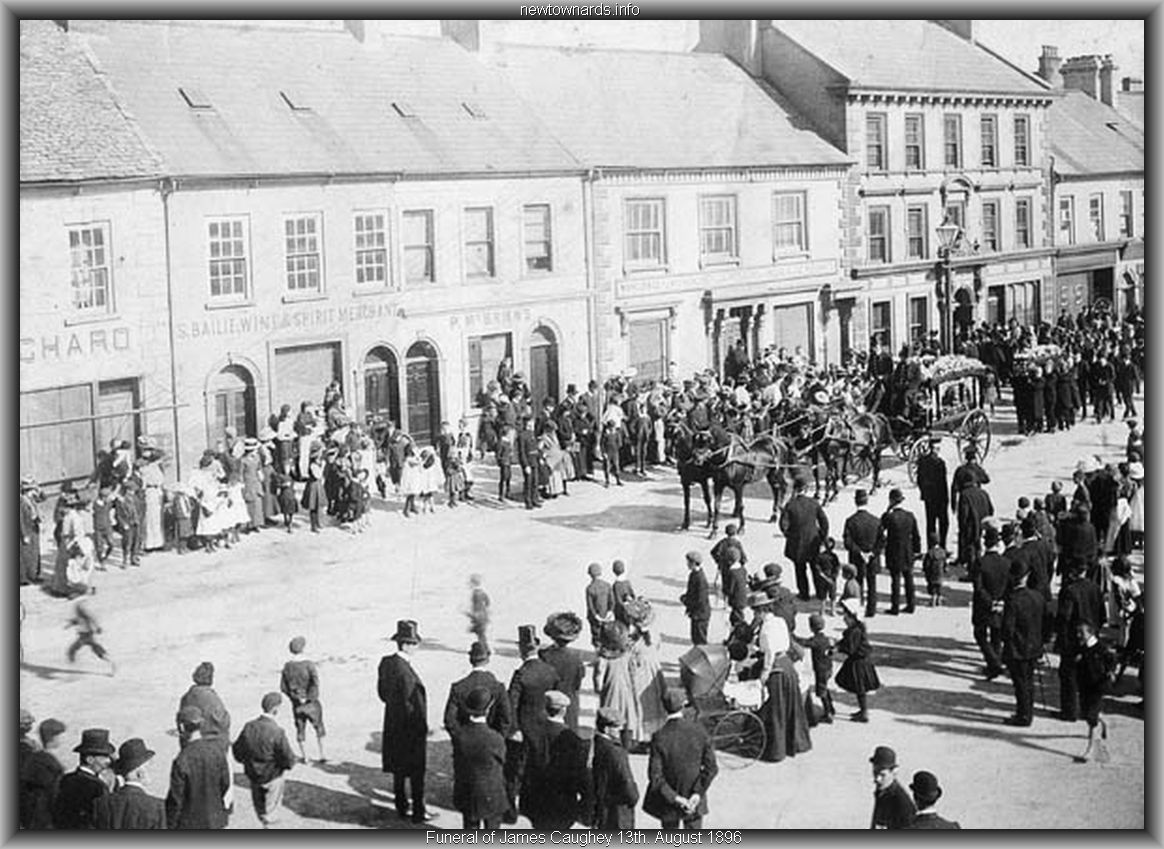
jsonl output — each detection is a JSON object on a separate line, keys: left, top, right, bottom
{"left": 462, "top": 101, "right": 487, "bottom": 119}
{"left": 392, "top": 101, "right": 416, "bottom": 118}
{"left": 280, "top": 90, "right": 311, "bottom": 112}
{"left": 179, "top": 87, "right": 213, "bottom": 109}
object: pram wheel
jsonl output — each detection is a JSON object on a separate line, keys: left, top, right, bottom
{"left": 710, "top": 709, "right": 766, "bottom": 767}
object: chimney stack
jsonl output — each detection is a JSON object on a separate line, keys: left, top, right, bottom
{"left": 1121, "top": 76, "right": 1143, "bottom": 92}
{"left": 695, "top": 20, "right": 766, "bottom": 75}
{"left": 935, "top": 20, "right": 974, "bottom": 42}
{"left": 1060, "top": 54, "right": 1102, "bottom": 100}
{"left": 344, "top": 20, "right": 365, "bottom": 43}
{"left": 1099, "top": 55, "right": 1117, "bottom": 107}
{"left": 1037, "top": 45, "right": 1062, "bottom": 87}
{"left": 440, "top": 20, "right": 480, "bottom": 52}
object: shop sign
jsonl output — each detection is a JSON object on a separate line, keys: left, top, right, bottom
{"left": 20, "top": 326, "right": 131, "bottom": 363}
{"left": 451, "top": 307, "right": 533, "bottom": 329}
{"left": 175, "top": 301, "right": 403, "bottom": 341}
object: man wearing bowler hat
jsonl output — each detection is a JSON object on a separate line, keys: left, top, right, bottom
{"left": 869, "top": 745, "right": 915, "bottom": 829}
{"left": 451, "top": 687, "right": 508, "bottom": 829}
{"left": 52, "top": 728, "right": 114, "bottom": 829}
{"left": 94, "top": 738, "right": 166, "bottom": 829}
{"left": 504, "top": 624, "right": 560, "bottom": 823}
{"left": 915, "top": 437, "right": 950, "bottom": 549}
{"left": 843, "top": 489, "right": 881, "bottom": 617}
{"left": 904, "top": 770, "right": 960, "bottom": 829}
{"left": 166, "top": 706, "right": 231, "bottom": 829}
{"left": 444, "top": 641, "right": 512, "bottom": 738}
{"left": 875, "top": 489, "right": 922, "bottom": 615}
{"left": 643, "top": 688, "right": 718, "bottom": 830}
{"left": 377, "top": 619, "right": 431, "bottom": 823}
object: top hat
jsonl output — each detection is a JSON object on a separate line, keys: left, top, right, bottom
{"left": 465, "top": 687, "right": 493, "bottom": 717}
{"left": 517, "top": 625, "right": 540, "bottom": 654}
{"left": 544, "top": 612, "right": 583, "bottom": 644}
{"left": 869, "top": 745, "right": 898, "bottom": 770}
{"left": 391, "top": 620, "right": 421, "bottom": 645}
{"left": 888, "top": 488, "right": 905, "bottom": 505}
{"left": 115, "top": 738, "right": 155, "bottom": 775}
{"left": 909, "top": 770, "right": 942, "bottom": 804}
{"left": 74, "top": 728, "right": 116, "bottom": 757}
{"left": 468, "top": 641, "right": 491, "bottom": 665}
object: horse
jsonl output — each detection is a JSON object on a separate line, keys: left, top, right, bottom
{"left": 774, "top": 404, "right": 845, "bottom": 505}
{"left": 622, "top": 390, "right": 652, "bottom": 476}
{"left": 840, "top": 410, "right": 894, "bottom": 491}
{"left": 702, "top": 431, "right": 791, "bottom": 539}
{"left": 667, "top": 416, "right": 715, "bottom": 531}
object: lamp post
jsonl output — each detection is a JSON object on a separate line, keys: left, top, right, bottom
{"left": 935, "top": 216, "right": 961, "bottom": 354}
{"left": 818, "top": 282, "right": 833, "bottom": 366}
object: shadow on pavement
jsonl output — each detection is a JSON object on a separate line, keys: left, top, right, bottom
{"left": 892, "top": 716, "right": 1082, "bottom": 760}
{"left": 644, "top": 573, "right": 688, "bottom": 590}
{"left": 282, "top": 777, "right": 388, "bottom": 827}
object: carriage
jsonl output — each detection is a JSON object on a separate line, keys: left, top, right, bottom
{"left": 895, "top": 355, "right": 994, "bottom": 483}
{"left": 678, "top": 643, "right": 767, "bottom": 768}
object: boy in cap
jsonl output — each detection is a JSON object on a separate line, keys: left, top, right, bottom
{"left": 812, "top": 537, "right": 841, "bottom": 616}
{"left": 280, "top": 636, "right": 326, "bottom": 764}
{"left": 710, "top": 523, "right": 747, "bottom": 600}
{"left": 451, "top": 687, "right": 508, "bottom": 829}
{"left": 591, "top": 707, "right": 639, "bottom": 830}
{"left": 19, "top": 718, "right": 66, "bottom": 830}
{"left": 91, "top": 486, "right": 115, "bottom": 568}
{"left": 53, "top": 728, "right": 115, "bottom": 829}
{"left": 611, "top": 560, "right": 637, "bottom": 625}
{"left": 869, "top": 745, "right": 915, "bottom": 829}
{"left": 167, "top": 706, "right": 231, "bottom": 829}
{"left": 232, "top": 693, "right": 297, "bottom": 827}
{"left": 522, "top": 691, "right": 591, "bottom": 830}
{"left": 796, "top": 613, "right": 836, "bottom": 725}
{"left": 66, "top": 600, "right": 115, "bottom": 676}
{"left": 904, "top": 771, "right": 960, "bottom": 829}
{"left": 94, "top": 738, "right": 166, "bottom": 829}
{"left": 679, "top": 551, "right": 711, "bottom": 646}
{"left": 114, "top": 478, "right": 143, "bottom": 567}
{"left": 377, "top": 620, "right": 431, "bottom": 823}
{"left": 921, "top": 533, "right": 949, "bottom": 607}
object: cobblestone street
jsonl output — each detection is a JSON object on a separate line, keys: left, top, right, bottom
{"left": 19, "top": 395, "right": 1144, "bottom": 829}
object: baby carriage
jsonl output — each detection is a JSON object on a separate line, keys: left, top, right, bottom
{"left": 679, "top": 643, "right": 767, "bottom": 768}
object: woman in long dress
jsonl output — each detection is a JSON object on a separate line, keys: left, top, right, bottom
{"left": 754, "top": 597, "right": 812, "bottom": 762}
{"left": 538, "top": 423, "right": 569, "bottom": 497}
{"left": 1128, "top": 461, "right": 1144, "bottom": 548}
{"left": 51, "top": 494, "right": 93, "bottom": 599}
{"left": 598, "top": 602, "right": 667, "bottom": 748}
{"left": 399, "top": 440, "right": 423, "bottom": 517}
{"left": 138, "top": 449, "right": 166, "bottom": 551}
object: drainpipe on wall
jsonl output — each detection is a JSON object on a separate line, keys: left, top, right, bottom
{"left": 159, "top": 177, "right": 182, "bottom": 482}
{"left": 582, "top": 168, "right": 598, "bottom": 383}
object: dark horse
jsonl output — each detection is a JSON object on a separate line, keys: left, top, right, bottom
{"left": 777, "top": 405, "right": 846, "bottom": 505}
{"left": 840, "top": 411, "right": 894, "bottom": 491}
{"left": 668, "top": 416, "right": 715, "bottom": 531}
{"left": 703, "top": 431, "right": 791, "bottom": 539}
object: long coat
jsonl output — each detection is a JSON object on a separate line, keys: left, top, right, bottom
{"left": 377, "top": 653, "right": 428, "bottom": 774}
{"left": 52, "top": 768, "right": 109, "bottom": 829}
{"left": 451, "top": 722, "right": 508, "bottom": 824}
{"left": 508, "top": 658, "right": 560, "bottom": 756}
{"left": 521, "top": 722, "right": 591, "bottom": 829}
{"left": 94, "top": 784, "right": 167, "bottom": 829}
{"left": 177, "top": 685, "right": 231, "bottom": 750}
{"left": 642, "top": 717, "right": 718, "bottom": 822}
{"left": 444, "top": 669, "right": 513, "bottom": 738}
{"left": 165, "top": 738, "right": 230, "bottom": 829}
{"left": 20, "top": 748, "right": 63, "bottom": 829}
{"left": 877, "top": 507, "right": 921, "bottom": 573}
{"left": 591, "top": 733, "right": 639, "bottom": 829}
{"left": 538, "top": 644, "right": 585, "bottom": 731}
{"left": 779, "top": 495, "right": 829, "bottom": 563}
{"left": 915, "top": 453, "right": 949, "bottom": 507}
{"left": 1002, "top": 586, "right": 1046, "bottom": 663}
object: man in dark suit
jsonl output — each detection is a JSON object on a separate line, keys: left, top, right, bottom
{"left": 1009, "top": 514, "right": 1053, "bottom": 603}
{"left": 52, "top": 728, "right": 114, "bottom": 829}
{"left": 231, "top": 693, "right": 297, "bottom": 828}
{"left": 1056, "top": 563, "right": 1104, "bottom": 722}
{"left": 904, "top": 771, "right": 960, "bottom": 829}
{"left": 679, "top": 551, "right": 711, "bottom": 645}
{"left": 539, "top": 613, "right": 586, "bottom": 731}
{"left": 779, "top": 477, "right": 830, "bottom": 601}
{"left": 94, "top": 738, "right": 166, "bottom": 829}
{"left": 584, "top": 563, "right": 615, "bottom": 647}
{"left": 522, "top": 691, "right": 591, "bottom": 830}
{"left": 954, "top": 479, "right": 993, "bottom": 575}
{"left": 1056, "top": 500, "right": 1098, "bottom": 578}
{"left": 950, "top": 445, "right": 990, "bottom": 514}
{"left": 642, "top": 689, "right": 718, "bottom": 830}
{"left": 591, "top": 707, "right": 639, "bottom": 830}
{"left": 444, "top": 642, "right": 512, "bottom": 738}
{"left": 869, "top": 745, "right": 915, "bottom": 829}
{"left": 843, "top": 489, "right": 881, "bottom": 617}
{"left": 914, "top": 437, "right": 950, "bottom": 549}
{"left": 876, "top": 489, "right": 921, "bottom": 615}
{"left": 377, "top": 619, "right": 431, "bottom": 823}
{"left": 1002, "top": 563, "right": 1047, "bottom": 727}
{"left": 451, "top": 688, "right": 508, "bottom": 830}
{"left": 165, "top": 708, "right": 231, "bottom": 829}
{"left": 971, "top": 524, "right": 1011, "bottom": 680}
{"left": 722, "top": 551, "right": 751, "bottom": 630}
{"left": 505, "top": 625, "right": 560, "bottom": 824}
{"left": 516, "top": 417, "right": 543, "bottom": 509}
{"left": 20, "top": 718, "right": 66, "bottom": 830}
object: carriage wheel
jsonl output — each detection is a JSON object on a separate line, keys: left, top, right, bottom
{"left": 710, "top": 710, "right": 766, "bottom": 766}
{"left": 847, "top": 450, "right": 873, "bottom": 484}
{"left": 906, "top": 436, "right": 930, "bottom": 485}
{"left": 958, "top": 410, "right": 992, "bottom": 460}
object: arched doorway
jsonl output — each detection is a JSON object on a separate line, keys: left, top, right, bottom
{"left": 364, "top": 346, "right": 401, "bottom": 427}
{"left": 208, "top": 364, "right": 256, "bottom": 443}
{"left": 405, "top": 341, "right": 440, "bottom": 445}
{"left": 528, "top": 325, "right": 559, "bottom": 408}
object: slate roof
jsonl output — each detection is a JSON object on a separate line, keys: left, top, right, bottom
{"left": 62, "top": 21, "right": 580, "bottom": 178}
{"left": 1047, "top": 90, "right": 1144, "bottom": 177}
{"left": 1115, "top": 91, "right": 1144, "bottom": 129}
{"left": 772, "top": 20, "right": 1051, "bottom": 96}
{"left": 487, "top": 45, "right": 850, "bottom": 170}
{"left": 20, "top": 20, "right": 164, "bottom": 182}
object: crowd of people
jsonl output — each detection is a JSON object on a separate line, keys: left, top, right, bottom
{"left": 18, "top": 304, "right": 1145, "bottom": 829}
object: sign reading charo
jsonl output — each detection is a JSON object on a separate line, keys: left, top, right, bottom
{"left": 20, "top": 326, "right": 131, "bottom": 363}
{"left": 175, "top": 301, "right": 404, "bottom": 341}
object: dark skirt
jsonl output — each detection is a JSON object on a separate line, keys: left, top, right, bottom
{"left": 758, "top": 655, "right": 812, "bottom": 762}
{"left": 836, "top": 655, "right": 881, "bottom": 695}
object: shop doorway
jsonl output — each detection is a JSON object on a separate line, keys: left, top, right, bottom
{"left": 528, "top": 325, "right": 560, "bottom": 407}
{"left": 209, "top": 364, "right": 256, "bottom": 443}
{"left": 405, "top": 341, "right": 441, "bottom": 445}
{"left": 364, "top": 347, "right": 401, "bottom": 427}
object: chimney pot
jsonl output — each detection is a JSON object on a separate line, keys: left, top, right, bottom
{"left": 1037, "top": 44, "right": 1063, "bottom": 87}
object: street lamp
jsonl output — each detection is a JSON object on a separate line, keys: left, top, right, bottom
{"left": 935, "top": 216, "right": 962, "bottom": 354}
